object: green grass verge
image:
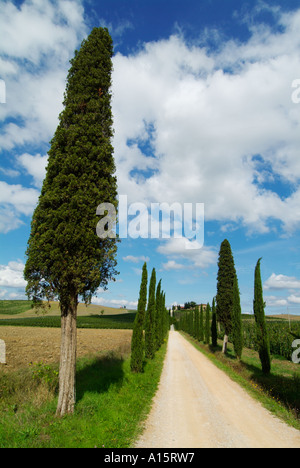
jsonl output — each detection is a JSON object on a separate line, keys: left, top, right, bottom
{"left": 180, "top": 332, "right": 300, "bottom": 431}
{"left": 0, "top": 313, "right": 136, "bottom": 330}
{"left": 0, "top": 342, "right": 167, "bottom": 448}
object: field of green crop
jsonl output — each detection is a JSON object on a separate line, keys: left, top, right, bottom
{"left": 0, "top": 313, "right": 136, "bottom": 330}
{"left": 0, "top": 300, "right": 33, "bottom": 315}
{"left": 242, "top": 320, "right": 300, "bottom": 361}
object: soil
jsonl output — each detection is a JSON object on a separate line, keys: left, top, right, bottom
{"left": 135, "top": 331, "right": 300, "bottom": 449}
{"left": 0, "top": 326, "right": 132, "bottom": 372}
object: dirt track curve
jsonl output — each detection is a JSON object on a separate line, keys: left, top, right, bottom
{"left": 135, "top": 331, "right": 300, "bottom": 449}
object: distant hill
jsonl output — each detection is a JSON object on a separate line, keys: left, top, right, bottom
{"left": 268, "top": 313, "right": 300, "bottom": 321}
{"left": 0, "top": 300, "right": 133, "bottom": 319}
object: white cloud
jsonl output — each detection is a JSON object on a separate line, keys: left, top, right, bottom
{"left": 0, "top": 0, "right": 87, "bottom": 233}
{"left": 122, "top": 255, "right": 150, "bottom": 264}
{"left": 91, "top": 295, "right": 138, "bottom": 309}
{"left": 0, "top": 261, "right": 27, "bottom": 288}
{"left": 1, "top": 2, "right": 300, "bottom": 240}
{"left": 0, "top": 206, "right": 24, "bottom": 234}
{"left": 157, "top": 238, "right": 217, "bottom": 270}
{"left": 0, "top": 181, "right": 40, "bottom": 233}
{"left": 18, "top": 153, "right": 48, "bottom": 188}
{"left": 0, "top": 0, "right": 87, "bottom": 151}
{"left": 287, "top": 294, "right": 300, "bottom": 304}
{"left": 0, "top": 0, "right": 85, "bottom": 63}
{"left": 0, "top": 289, "right": 8, "bottom": 298}
{"left": 162, "top": 260, "right": 185, "bottom": 271}
{"left": 0, "top": 167, "right": 20, "bottom": 178}
{"left": 265, "top": 295, "right": 288, "bottom": 308}
{"left": 0, "top": 180, "right": 39, "bottom": 212}
{"left": 112, "top": 9, "right": 300, "bottom": 234}
{"left": 264, "top": 273, "right": 300, "bottom": 291}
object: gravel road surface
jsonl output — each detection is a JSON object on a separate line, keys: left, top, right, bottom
{"left": 135, "top": 331, "right": 300, "bottom": 448}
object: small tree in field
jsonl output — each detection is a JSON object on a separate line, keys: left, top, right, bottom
{"left": 24, "top": 28, "right": 118, "bottom": 416}
{"left": 253, "top": 258, "right": 271, "bottom": 375}
{"left": 131, "top": 262, "right": 148, "bottom": 373}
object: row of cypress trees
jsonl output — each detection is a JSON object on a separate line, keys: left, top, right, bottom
{"left": 177, "top": 302, "right": 217, "bottom": 347}
{"left": 130, "top": 263, "right": 169, "bottom": 373}
{"left": 177, "top": 239, "right": 271, "bottom": 375}
{"left": 216, "top": 239, "right": 271, "bottom": 374}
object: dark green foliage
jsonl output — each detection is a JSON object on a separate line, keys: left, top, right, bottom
{"left": 195, "top": 307, "right": 200, "bottom": 341}
{"left": 184, "top": 301, "right": 197, "bottom": 309}
{"left": 232, "top": 275, "right": 243, "bottom": 359}
{"left": 145, "top": 268, "right": 156, "bottom": 359}
{"left": 23, "top": 28, "right": 118, "bottom": 416}
{"left": 24, "top": 28, "right": 118, "bottom": 309}
{"left": 216, "top": 239, "right": 237, "bottom": 352}
{"left": 253, "top": 258, "right": 271, "bottom": 375}
{"left": 242, "top": 320, "right": 300, "bottom": 360}
{"left": 199, "top": 305, "right": 204, "bottom": 342}
{"left": 205, "top": 303, "right": 211, "bottom": 345}
{"left": 211, "top": 298, "right": 218, "bottom": 347}
{"left": 131, "top": 263, "right": 148, "bottom": 373}
{"left": 154, "top": 279, "right": 162, "bottom": 350}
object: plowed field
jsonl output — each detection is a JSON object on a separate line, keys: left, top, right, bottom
{"left": 0, "top": 327, "right": 132, "bottom": 372}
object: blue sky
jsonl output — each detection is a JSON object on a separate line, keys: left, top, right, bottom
{"left": 1, "top": 0, "right": 300, "bottom": 315}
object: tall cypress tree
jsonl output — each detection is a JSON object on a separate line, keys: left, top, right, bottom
{"left": 211, "top": 297, "right": 218, "bottom": 347}
{"left": 24, "top": 28, "right": 118, "bottom": 416}
{"left": 216, "top": 239, "right": 237, "bottom": 354}
{"left": 232, "top": 274, "right": 243, "bottom": 359}
{"left": 205, "top": 303, "right": 211, "bottom": 345}
{"left": 195, "top": 306, "right": 200, "bottom": 341}
{"left": 145, "top": 268, "right": 156, "bottom": 359}
{"left": 253, "top": 258, "right": 271, "bottom": 375}
{"left": 199, "top": 305, "right": 204, "bottom": 342}
{"left": 131, "top": 263, "right": 148, "bottom": 373}
{"left": 154, "top": 279, "right": 162, "bottom": 351}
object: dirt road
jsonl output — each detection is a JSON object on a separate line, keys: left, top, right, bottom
{"left": 135, "top": 331, "right": 300, "bottom": 448}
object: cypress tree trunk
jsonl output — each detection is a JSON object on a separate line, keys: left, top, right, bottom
{"left": 222, "top": 334, "right": 229, "bottom": 354}
{"left": 253, "top": 258, "right": 271, "bottom": 375}
{"left": 56, "top": 290, "right": 78, "bottom": 417}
